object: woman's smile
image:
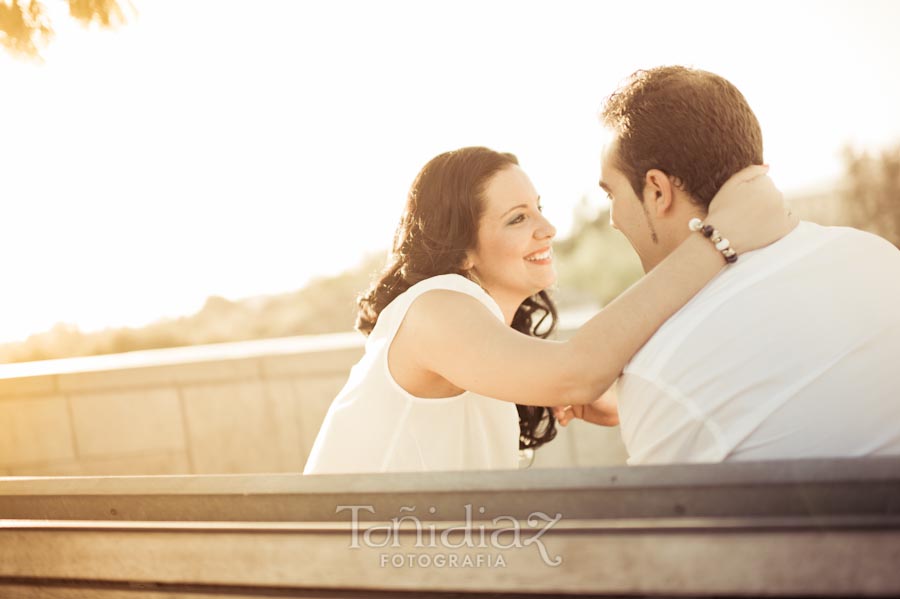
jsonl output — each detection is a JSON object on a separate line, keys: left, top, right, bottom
{"left": 524, "top": 247, "right": 553, "bottom": 265}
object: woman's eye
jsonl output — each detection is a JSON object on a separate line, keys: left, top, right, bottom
{"left": 509, "top": 214, "right": 525, "bottom": 225}
{"left": 537, "top": 205, "right": 543, "bottom": 213}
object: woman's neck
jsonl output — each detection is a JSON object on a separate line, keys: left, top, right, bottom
{"left": 484, "top": 287, "right": 525, "bottom": 327}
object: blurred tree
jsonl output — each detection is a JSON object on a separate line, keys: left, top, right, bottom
{"left": 68, "top": 0, "right": 126, "bottom": 26}
{"left": 0, "top": 0, "right": 52, "bottom": 56}
{"left": 0, "top": 252, "right": 385, "bottom": 363}
{"left": 552, "top": 195, "right": 643, "bottom": 308}
{"left": 0, "top": 0, "right": 129, "bottom": 59}
{"left": 842, "top": 145, "right": 900, "bottom": 248}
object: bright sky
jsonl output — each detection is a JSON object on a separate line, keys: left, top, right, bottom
{"left": 2, "top": 0, "right": 899, "bottom": 343}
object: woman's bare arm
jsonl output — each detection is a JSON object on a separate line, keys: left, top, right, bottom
{"left": 402, "top": 167, "right": 797, "bottom": 406}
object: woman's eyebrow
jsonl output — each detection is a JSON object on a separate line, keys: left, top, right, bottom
{"left": 500, "top": 196, "right": 541, "bottom": 218}
{"left": 501, "top": 204, "right": 528, "bottom": 218}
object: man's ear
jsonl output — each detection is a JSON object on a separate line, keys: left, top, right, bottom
{"left": 643, "top": 169, "right": 675, "bottom": 217}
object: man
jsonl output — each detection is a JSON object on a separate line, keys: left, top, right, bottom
{"left": 558, "top": 66, "right": 900, "bottom": 464}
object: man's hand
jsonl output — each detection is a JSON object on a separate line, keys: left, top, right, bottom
{"left": 553, "top": 386, "right": 620, "bottom": 427}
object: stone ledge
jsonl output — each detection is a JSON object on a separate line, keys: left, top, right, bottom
{"left": 6, "top": 451, "right": 192, "bottom": 477}
{"left": 0, "top": 333, "right": 364, "bottom": 398}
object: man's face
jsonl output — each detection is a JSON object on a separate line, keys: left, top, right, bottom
{"left": 599, "top": 136, "right": 662, "bottom": 273}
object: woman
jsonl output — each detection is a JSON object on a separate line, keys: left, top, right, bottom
{"left": 303, "top": 147, "right": 790, "bottom": 474}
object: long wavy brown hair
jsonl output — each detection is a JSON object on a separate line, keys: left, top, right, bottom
{"left": 356, "top": 146, "right": 558, "bottom": 451}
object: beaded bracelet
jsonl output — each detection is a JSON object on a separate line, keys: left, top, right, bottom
{"left": 688, "top": 217, "right": 738, "bottom": 263}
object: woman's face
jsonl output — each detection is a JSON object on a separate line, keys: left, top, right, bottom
{"left": 467, "top": 165, "right": 557, "bottom": 307}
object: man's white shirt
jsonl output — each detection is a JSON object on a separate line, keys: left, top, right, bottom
{"left": 618, "top": 221, "right": 900, "bottom": 464}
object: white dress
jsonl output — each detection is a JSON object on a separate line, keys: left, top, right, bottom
{"left": 303, "top": 274, "right": 521, "bottom": 474}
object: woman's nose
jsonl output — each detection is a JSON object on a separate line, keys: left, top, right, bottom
{"left": 535, "top": 214, "right": 556, "bottom": 240}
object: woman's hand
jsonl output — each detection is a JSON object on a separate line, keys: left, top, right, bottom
{"left": 553, "top": 386, "right": 620, "bottom": 427}
{"left": 706, "top": 165, "right": 799, "bottom": 254}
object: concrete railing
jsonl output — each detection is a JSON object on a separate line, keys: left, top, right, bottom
{"left": 2, "top": 457, "right": 899, "bottom": 597}
{"left": 0, "top": 328, "right": 627, "bottom": 477}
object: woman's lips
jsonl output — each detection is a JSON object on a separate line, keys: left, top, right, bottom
{"left": 524, "top": 247, "right": 552, "bottom": 264}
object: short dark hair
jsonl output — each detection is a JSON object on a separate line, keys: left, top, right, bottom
{"left": 601, "top": 66, "right": 763, "bottom": 208}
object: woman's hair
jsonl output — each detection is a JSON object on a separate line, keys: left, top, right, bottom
{"left": 356, "top": 146, "right": 558, "bottom": 451}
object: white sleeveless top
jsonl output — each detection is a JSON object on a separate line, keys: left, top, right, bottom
{"left": 303, "top": 274, "right": 521, "bottom": 474}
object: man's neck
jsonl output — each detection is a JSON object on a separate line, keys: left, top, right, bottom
{"left": 644, "top": 206, "right": 707, "bottom": 272}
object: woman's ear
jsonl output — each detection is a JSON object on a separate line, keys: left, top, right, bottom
{"left": 644, "top": 169, "right": 675, "bottom": 217}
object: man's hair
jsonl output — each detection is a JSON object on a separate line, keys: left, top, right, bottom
{"left": 600, "top": 66, "right": 763, "bottom": 208}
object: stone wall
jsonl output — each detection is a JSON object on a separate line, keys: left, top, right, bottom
{"left": 0, "top": 331, "right": 627, "bottom": 476}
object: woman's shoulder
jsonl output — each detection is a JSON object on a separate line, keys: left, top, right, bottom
{"left": 378, "top": 274, "right": 502, "bottom": 331}
{"left": 407, "top": 273, "right": 484, "bottom": 295}
{"left": 407, "top": 274, "right": 501, "bottom": 314}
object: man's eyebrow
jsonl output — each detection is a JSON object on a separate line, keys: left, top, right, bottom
{"left": 500, "top": 196, "right": 541, "bottom": 218}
